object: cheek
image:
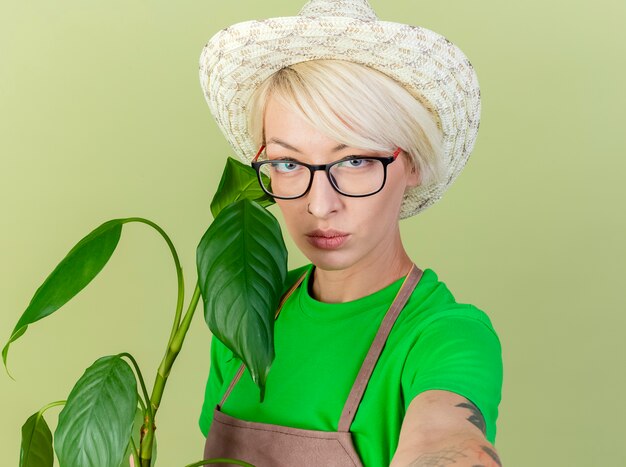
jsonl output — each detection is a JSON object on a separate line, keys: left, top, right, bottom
{"left": 360, "top": 172, "right": 406, "bottom": 222}
{"left": 349, "top": 195, "right": 398, "bottom": 239}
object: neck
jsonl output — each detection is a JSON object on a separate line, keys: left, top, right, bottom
{"left": 309, "top": 243, "right": 414, "bottom": 304}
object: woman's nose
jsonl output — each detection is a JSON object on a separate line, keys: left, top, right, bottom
{"left": 305, "top": 169, "right": 342, "bottom": 218}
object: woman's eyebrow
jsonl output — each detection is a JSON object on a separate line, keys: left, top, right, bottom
{"left": 267, "top": 137, "right": 348, "bottom": 153}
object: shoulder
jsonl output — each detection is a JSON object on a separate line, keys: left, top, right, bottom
{"left": 399, "top": 267, "right": 499, "bottom": 337}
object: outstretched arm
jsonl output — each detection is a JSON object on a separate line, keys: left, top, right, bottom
{"left": 390, "top": 389, "right": 502, "bottom": 467}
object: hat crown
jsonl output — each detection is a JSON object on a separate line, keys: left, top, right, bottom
{"left": 298, "top": 0, "right": 378, "bottom": 21}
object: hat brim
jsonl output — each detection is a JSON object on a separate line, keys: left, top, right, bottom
{"left": 199, "top": 15, "right": 480, "bottom": 219}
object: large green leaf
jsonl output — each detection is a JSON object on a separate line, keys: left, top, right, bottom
{"left": 20, "top": 410, "right": 53, "bottom": 467}
{"left": 210, "top": 157, "right": 274, "bottom": 219}
{"left": 54, "top": 355, "right": 138, "bottom": 467}
{"left": 2, "top": 219, "right": 126, "bottom": 370}
{"left": 197, "top": 198, "right": 287, "bottom": 401}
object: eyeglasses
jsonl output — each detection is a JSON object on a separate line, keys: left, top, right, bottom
{"left": 250, "top": 145, "right": 402, "bottom": 199}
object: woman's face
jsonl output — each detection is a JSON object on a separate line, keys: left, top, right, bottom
{"left": 263, "top": 95, "right": 420, "bottom": 272}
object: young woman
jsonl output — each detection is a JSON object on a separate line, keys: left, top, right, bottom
{"left": 197, "top": 1, "right": 503, "bottom": 466}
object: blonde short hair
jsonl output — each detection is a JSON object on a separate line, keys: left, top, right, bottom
{"left": 246, "top": 59, "right": 445, "bottom": 187}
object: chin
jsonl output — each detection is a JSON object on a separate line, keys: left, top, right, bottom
{"left": 302, "top": 248, "right": 359, "bottom": 272}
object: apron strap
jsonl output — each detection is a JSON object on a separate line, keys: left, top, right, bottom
{"left": 337, "top": 263, "right": 423, "bottom": 432}
{"left": 218, "top": 269, "right": 309, "bottom": 408}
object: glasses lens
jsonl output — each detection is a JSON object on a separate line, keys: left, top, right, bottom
{"left": 259, "top": 160, "right": 311, "bottom": 198}
{"left": 329, "top": 158, "right": 385, "bottom": 195}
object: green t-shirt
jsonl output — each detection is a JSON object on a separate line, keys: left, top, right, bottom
{"left": 199, "top": 263, "right": 503, "bottom": 466}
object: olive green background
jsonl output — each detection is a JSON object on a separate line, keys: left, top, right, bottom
{"left": 1, "top": 0, "right": 624, "bottom": 465}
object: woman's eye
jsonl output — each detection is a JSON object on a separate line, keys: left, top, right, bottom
{"left": 338, "top": 158, "right": 369, "bottom": 168}
{"left": 270, "top": 161, "right": 300, "bottom": 173}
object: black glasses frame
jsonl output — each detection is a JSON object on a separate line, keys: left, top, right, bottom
{"left": 250, "top": 145, "right": 402, "bottom": 200}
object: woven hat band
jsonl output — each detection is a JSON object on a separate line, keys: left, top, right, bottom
{"left": 298, "top": 0, "right": 379, "bottom": 21}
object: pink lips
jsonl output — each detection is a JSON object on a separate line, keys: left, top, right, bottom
{"left": 305, "top": 229, "right": 350, "bottom": 250}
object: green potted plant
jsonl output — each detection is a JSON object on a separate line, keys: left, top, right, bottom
{"left": 5, "top": 157, "right": 287, "bottom": 467}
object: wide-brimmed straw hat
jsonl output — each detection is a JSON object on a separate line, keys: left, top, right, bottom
{"left": 199, "top": 0, "right": 481, "bottom": 219}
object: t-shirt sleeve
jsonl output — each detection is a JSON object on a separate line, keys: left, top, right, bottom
{"left": 198, "top": 335, "right": 226, "bottom": 437}
{"left": 400, "top": 313, "right": 503, "bottom": 444}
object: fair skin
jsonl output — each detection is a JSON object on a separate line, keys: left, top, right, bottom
{"left": 391, "top": 390, "right": 502, "bottom": 466}
{"left": 263, "top": 95, "right": 503, "bottom": 467}
{"left": 264, "top": 95, "right": 420, "bottom": 302}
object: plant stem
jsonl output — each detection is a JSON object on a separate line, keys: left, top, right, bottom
{"left": 117, "top": 217, "right": 186, "bottom": 466}
{"left": 124, "top": 217, "right": 186, "bottom": 346}
{"left": 171, "top": 282, "right": 203, "bottom": 351}
{"left": 39, "top": 400, "right": 66, "bottom": 413}
{"left": 139, "top": 282, "right": 203, "bottom": 466}
{"left": 118, "top": 353, "right": 153, "bottom": 421}
{"left": 137, "top": 395, "right": 147, "bottom": 413}
{"left": 150, "top": 283, "right": 202, "bottom": 410}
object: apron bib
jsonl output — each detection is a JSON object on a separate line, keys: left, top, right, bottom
{"left": 203, "top": 263, "right": 424, "bottom": 466}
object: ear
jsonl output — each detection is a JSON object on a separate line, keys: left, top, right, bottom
{"left": 404, "top": 158, "right": 421, "bottom": 189}
{"left": 406, "top": 167, "right": 420, "bottom": 188}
